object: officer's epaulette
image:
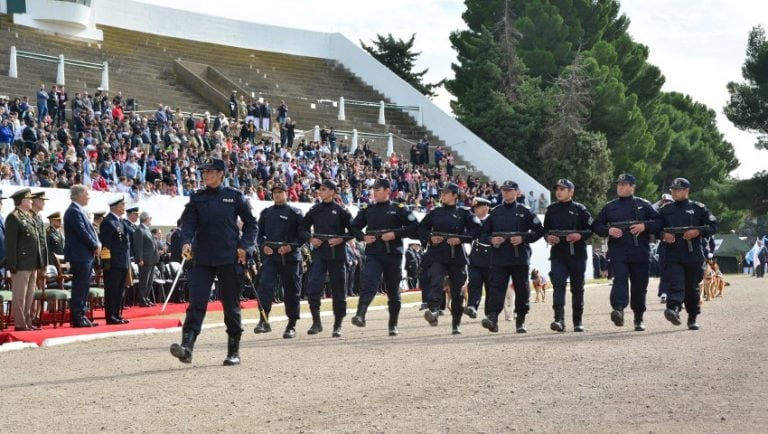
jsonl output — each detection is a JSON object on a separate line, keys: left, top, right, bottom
{"left": 397, "top": 203, "right": 405, "bottom": 208}
{"left": 605, "top": 197, "right": 620, "bottom": 205}
{"left": 574, "top": 201, "right": 589, "bottom": 212}
{"left": 691, "top": 200, "right": 706, "bottom": 209}
{"left": 635, "top": 197, "right": 652, "bottom": 205}
{"left": 225, "top": 186, "right": 243, "bottom": 194}
{"left": 360, "top": 203, "right": 368, "bottom": 209}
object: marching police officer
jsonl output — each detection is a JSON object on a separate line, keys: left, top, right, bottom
{"left": 658, "top": 178, "right": 717, "bottom": 330}
{"left": 417, "top": 182, "right": 481, "bottom": 334}
{"left": 46, "top": 211, "right": 65, "bottom": 265}
{"left": 543, "top": 179, "right": 593, "bottom": 332}
{"left": 350, "top": 178, "right": 418, "bottom": 336}
{"left": 301, "top": 179, "right": 354, "bottom": 338}
{"left": 480, "top": 180, "right": 545, "bottom": 333}
{"left": 593, "top": 173, "right": 662, "bottom": 331}
{"left": 464, "top": 197, "right": 492, "bottom": 319}
{"left": 6, "top": 189, "right": 45, "bottom": 331}
{"left": 171, "top": 157, "right": 257, "bottom": 366}
{"left": 99, "top": 197, "right": 132, "bottom": 325}
{"left": 255, "top": 182, "right": 307, "bottom": 339}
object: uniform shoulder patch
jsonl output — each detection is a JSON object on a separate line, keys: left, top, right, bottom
{"left": 398, "top": 203, "right": 405, "bottom": 208}
{"left": 292, "top": 206, "right": 303, "bottom": 215}
{"left": 575, "top": 202, "right": 588, "bottom": 212}
{"left": 519, "top": 203, "right": 531, "bottom": 210}
{"left": 360, "top": 203, "right": 368, "bottom": 209}
{"left": 692, "top": 201, "right": 705, "bottom": 208}
{"left": 636, "top": 197, "right": 652, "bottom": 205}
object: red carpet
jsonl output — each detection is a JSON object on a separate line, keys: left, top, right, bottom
{"left": 0, "top": 318, "right": 182, "bottom": 346}
{"left": 121, "top": 299, "right": 262, "bottom": 319}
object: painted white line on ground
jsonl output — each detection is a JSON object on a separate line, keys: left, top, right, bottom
{"left": 0, "top": 341, "right": 39, "bottom": 351}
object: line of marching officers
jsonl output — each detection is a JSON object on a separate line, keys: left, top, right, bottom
{"left": 170, "top": 157, "right": 717, "bottom": 366}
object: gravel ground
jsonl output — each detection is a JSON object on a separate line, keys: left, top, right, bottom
{"left": 0, "top": 274, "right": 766, "bottom": 433}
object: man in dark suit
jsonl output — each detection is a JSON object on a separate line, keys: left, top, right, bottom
{"left": 99, "top": 197, "right": 132, "bottom": 325}
{"left": 64, "top": 185, "right": 101, "bottom": 327}
{"left": 133, "top": 211, "right": 159, "bottom": 307}
{"left": 0, "top": 190, "right": 6, "bottom": 280}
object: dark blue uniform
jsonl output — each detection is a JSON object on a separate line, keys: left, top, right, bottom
{"left": 593, "top": 196, "right": 661, "bottom": 326}
{"left": 480, "top": 202, "right": 545, "bottom": 331}
{"left": 466, "top": 222, "right": 492, "bottom": 316}
{"left": 180, "top": 185, "right": 257, "bottom": 338}
{"left": 99, "top": 212, "right": 132, "bottom": 323}
{"left": 543, "top": 200, "right": 593, "bottom": 330}
{"left": 350, "top": 201, "right": 418, "bottom": 332}
{"left": 417, "top": 204, "right": 481, "bottom": 329}
{"left": 301, "top": 200, "right": 354, "bottom": 330}
{"left": 658, "top": 199, "right": 716, "bottom": 325}
{"left": 257, "top": 203, "right": 307, "bottom": 325}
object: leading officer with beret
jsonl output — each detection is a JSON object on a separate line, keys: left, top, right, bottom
{"left": 417, "top": 182, "right": 481, "bottom": 334}
{"left": 658, "top": 178, "right": 717, "bottom": 330}
{"left": 301, "top": 179, "right": 354, "bottom": 338}
{"left": 543, "top": 179, "right": 593, "bottom": 332}
{"left": 171, "top": 157, "right": 257, "bottom": 366}
{"left": 464, "top": 197, "right": 492, "bottom": 320}
{"left": 593, "top": 173, "right": 662, "bottom": 331}
{"left": 350, "top": 178, "right": 418, "bottom": 336}
{"left": 99, "top": 196, "right": 131, "bottom": 325}
{"left": 480, "top": 180, "right": 545, "bottom": 334}
{"left": 254, "top": 182, "right": 307, "bottom": 339}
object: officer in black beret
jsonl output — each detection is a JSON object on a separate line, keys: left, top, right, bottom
{"left": 480, "top": 180, "right": 545, "bottom": 333}
{"left": 658, "top": 178, "right": 717, "bottom": 330}
{"left": 417, "top": 182, "right": 481, "bottom": 334}
{"left": 592, "top": 173, "right": 662, "bottom": 331}
{"left": 254, "top": 182, "right": 307, "bottom": 339}
{"left": 543, "top": 179, "right": 593, "bottom": 332}
{"left": 171, "top": 157, "right": 257, "bottom": 366}
{"left": 301, "top": 179, "right": 354, "bottom": 337}
{"left": 464, "top": 197, "right": 492, "bottom": 319}
{"left": 350, "top": 178, "right": 418, "bottom": 336}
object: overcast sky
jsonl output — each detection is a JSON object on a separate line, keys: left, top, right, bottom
{"left": 139, "top": 0, "right": 767, "bottom": 179}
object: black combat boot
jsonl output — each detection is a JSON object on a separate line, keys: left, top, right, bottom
{"left": 351, "top": 302, "right": 368, "bottom": 327}
{"left": 481, "top": 313, "right": 499, "bottom": 333}
{"left": 283, "top": 318, "right": 297, "bottom": 339}
{"left": 170, "top": 331, "right": 196, "bottom": 364}
{"left": 610, "top": 306, "right": 624, "bottom": 327}
{"left": 550, "top": 305, "right": 565, "bottom": 332}
{"left": 253, "top": 318, "right": 271, "bottom": 334}
{"left": 573, "top": 308, "right": 585, "bottom": 332}
{"left": 515, "top": 314, "right": 527, "bottom": 333}
{"left": 424, "top": 307, "right": 439, "bottom": 326}
{"left": 687, "top": 314, "right": 699, "bottom": 330}
{"left": 223, "top": 335, "right": 241, "bottom": 366}
{"left": 307, "top": 309, "right": 323, "bottom": 335}
{"left": 332, "top": 316, "right": 343, "bottom": 338}
{"left": 664, "top": 306, "right": 682, "bottom": 326}
{"left": 452, "top": 317, "right": 462, "bottom": 335}
{"left": 388, "top": 303, "right": 400, "bottom": 336}
{"left": 634, "top": 312, "right": 646, "bottom": 331}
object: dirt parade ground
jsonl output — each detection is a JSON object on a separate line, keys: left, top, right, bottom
{"left": 0, "top": 274, "right": 766, "bottom": 433}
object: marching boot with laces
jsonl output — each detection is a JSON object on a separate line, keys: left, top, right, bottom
{"left": 307, "top": 308, "right": 323, "bottom": 335}
{"left": 170, "top": 331, "right": 196, "bottom": 364}
{"left": 223, "top": 335, "right": 241, "bottom": 366}
{"left": 351, "top": 302, "right": 368, "bottom": 327}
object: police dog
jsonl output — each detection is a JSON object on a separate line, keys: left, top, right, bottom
{"left": 531, "top": 269, "right": 549, "bottom": 303}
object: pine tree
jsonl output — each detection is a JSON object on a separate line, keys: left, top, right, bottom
{"left": 361, "top": 33, "right": 444, "bottom": 98}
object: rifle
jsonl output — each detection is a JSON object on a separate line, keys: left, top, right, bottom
{"left": 242, "top": 262, "right": 268, "bottom": 324}
{"left": 607, "top": 220, "right": 655, "bottom": 247}
{"left": 430, "top": 231, "right": 475, "bottom": 259}
{"left": 263, "top": 241, "right": 302, "bottom": 265}
{"left": 310, "top": 233, "right": 354, "bottom": 259}
{"left": 365, "top": 228, "right": 402, "bottom": 253}
{"left": 491, "top": 232, "right": 530, "bottom": 257}
{"left": 662, "top": 226, "right": 710, "bottom": 253}
{"left": 547, "top": 230, "right": 593, "bottom": 255}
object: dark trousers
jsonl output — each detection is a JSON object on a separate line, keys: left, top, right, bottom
{"left": 307, "top": 257, "right": 347, "bottom": 318}
{"left": 359, "top": 255, "right": 402, "bottom": 314}
{"left": 104, "top": 267, "right": 128, "bottom": 320}
{"left": 426, "top": 261, "right": 466, "bottom": 320}
{"left": 183, "top": 264, "right": 243, "bottom": 337}
{"left": 664, "top": 261, "right": 704, "bottom": 316}
{"left": 259, "top": 257, "right": 301, "bottom": 320}
{"left": 609, "top": 261, "right": 649, "bottom": 314}
{"left": 406, "top": 269, "right": 419, "bottom": 289}
{"left": 138, "top": 264, "right": 155, "bottom": 301}
{"left": 467, "top": 264, "right": 491, "bottom": 311}
{"left": 486, "top": 264, "right": 529, "bottom": 320}
{"left": 550, "top": 258, "right": 586, "bottom": 310}
{"left": 757, "top": 262, "right": 766, "bottom": 278}
{"left": 69, "top": 260, "right": 93, "bottom": 319}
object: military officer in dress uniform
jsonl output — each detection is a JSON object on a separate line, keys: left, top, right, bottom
{"left": 657, "top": 178, "right": 717, "bottom": 330}
{"left": 99, "top": 197, "right": 132, "bottom": 325}
{"left": 171, "top": 158, "right": 257, "bottom": 366}
{"left": 46, "top": 211, "right": 65, "bottom": 265}
{"left": 6, "top": 189, "right": 45, "bottom": 331}
{"left": 300, "top": 179, "right": 354, "bottom": 338}
{"left": 592, "top": 173, "right": 662, "bottom": 331}
{"left": 350, "top": 178, "right": 419, "bottom": 336}
{"left": 543, "top": 179, "right": 593, "bottom": 332}
{"left": 464, "top": 197, "right": 492, "bottom": 319}
{"left": 417, "top": 182, "right": 482, "bottom": 334}
{"left": 480, "top": 180, "right": 545, "bottom": 334}
{"left": 254, "top": 182, "right": 307, "bottom": 339}
{"left": 30, "top": 192, "right": 50, "bottom": 288}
